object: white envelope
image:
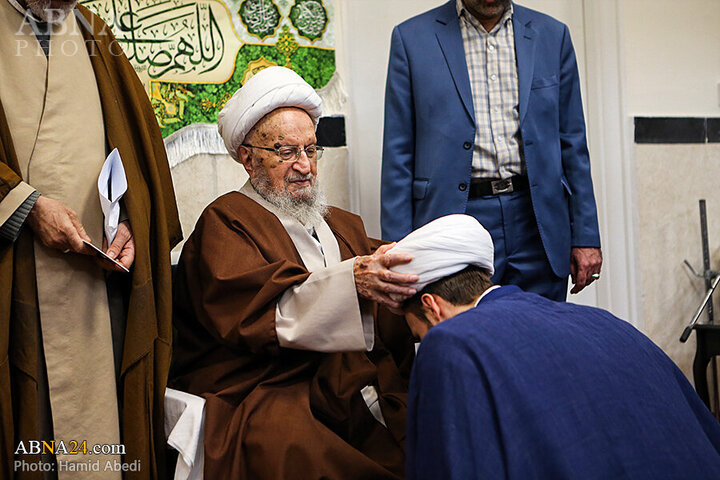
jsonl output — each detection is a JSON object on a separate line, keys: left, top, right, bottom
{"left": 97, "top": 148, "right": 128, "bottom": 244}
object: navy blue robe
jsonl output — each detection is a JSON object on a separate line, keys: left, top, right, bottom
{"left": 407, "top": 286, "right": 720, "bottom": 479}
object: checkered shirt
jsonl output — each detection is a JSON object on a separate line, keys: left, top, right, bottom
{"left": 456, "top": 0, "right": 523, "bottom": 179}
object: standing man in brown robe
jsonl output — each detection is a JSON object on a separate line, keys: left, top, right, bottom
{"left": 0, "top": 0, "right": 181, "bottom": 478}
{"left": 170, "top": 66, "right": 419, "bottom": 479}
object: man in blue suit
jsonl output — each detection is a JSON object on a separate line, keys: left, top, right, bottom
{"left": 382, "top": 0, "right": 602, "bottom": 300}
{"left": 390, "top": 215, "right": 720, "bottom": 480}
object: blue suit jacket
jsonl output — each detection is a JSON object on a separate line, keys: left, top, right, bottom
{"left": 407, "top": 286, "right": 720, "bottom": 479}
{"left": 381, "top": 1, "right": 601, "bottom": 277}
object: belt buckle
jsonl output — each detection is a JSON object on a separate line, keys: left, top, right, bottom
{"left": 491, "top": 178, "right": 513, "bottom": 195}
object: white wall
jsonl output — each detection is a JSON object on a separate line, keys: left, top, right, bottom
{"left": 621, "top": 0, "right": 720, "bottom": 116}
{"left": 337, "top": 0, "right": 441, "bottom": 238}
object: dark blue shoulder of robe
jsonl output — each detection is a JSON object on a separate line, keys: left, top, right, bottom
{"left": 407, "top": 286, "right": 720, "bottom": 480}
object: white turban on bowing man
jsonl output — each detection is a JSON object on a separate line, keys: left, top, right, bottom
{"left": 217, "top": 66, "right": 323, "bottom": 160}
{"left": 390, "top": 214, "right": 495, "bottom": 291}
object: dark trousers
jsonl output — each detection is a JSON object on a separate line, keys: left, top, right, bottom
{"left": 466, "top": 189, "right": 567, "bottom": 301}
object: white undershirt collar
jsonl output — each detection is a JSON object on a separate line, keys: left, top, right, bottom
{"left": 474, "top": 285, "right": 501, "bottom": 307}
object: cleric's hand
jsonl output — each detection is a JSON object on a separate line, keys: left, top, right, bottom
{"left": 26, "top": 195, "right": 92, "bottom": 254}
{"left": 102, "top": 220, "right": 135, "bottom": 272}
{"left": 570, "top": 247, "right": 603, "bottom": 294}
{"left": 353, "top": 243, "right": 418, "bottom": 310}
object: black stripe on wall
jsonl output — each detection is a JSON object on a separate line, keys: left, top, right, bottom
{"left": 709, "top": 118, "right": 720, "bottom": 143}
{"left": 316, "top": 115, "right": 346, "bottom": 147}
{"left": 634, "top": 117, "right": 720, "bottom": 144}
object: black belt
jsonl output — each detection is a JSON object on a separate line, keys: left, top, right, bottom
{"left": 469, "top": 175, "right": 529, "bottom": 197}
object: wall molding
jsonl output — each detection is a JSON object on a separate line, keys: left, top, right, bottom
{"left": 635, "top": 117, "right": 720, "bottom": 144}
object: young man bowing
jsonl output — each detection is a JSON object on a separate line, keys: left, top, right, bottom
{"left": 391, "top": 215, "right": 720, "bottom": 480}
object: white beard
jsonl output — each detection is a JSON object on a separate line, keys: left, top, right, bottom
{"left": 26, "top": 0, "right": 76, "bottom": 23}
{"left": 251, "top": 169, "right": 329, "bottom": 229}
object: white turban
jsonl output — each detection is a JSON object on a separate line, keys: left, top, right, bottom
{"left": 390, "top": 214, "right": 495, "bottom": 291}
{"left": 217, "top": 66, "right": 322, "bottom": 159}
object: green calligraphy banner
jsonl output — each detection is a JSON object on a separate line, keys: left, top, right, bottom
{"left": 80, "top": 0, "right": 337, "bottom": 139}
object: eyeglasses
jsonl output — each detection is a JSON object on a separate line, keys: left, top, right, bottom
{"left": 242, "top": 143, "right": 325, "bottom": 163}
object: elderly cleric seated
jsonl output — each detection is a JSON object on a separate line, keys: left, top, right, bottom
{"left": 169, "top": 66, "right": 418, "bottom": 480}
{"left": 392, "top": 215, "right": 720, "bottom": 480}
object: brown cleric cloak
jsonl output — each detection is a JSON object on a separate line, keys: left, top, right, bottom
{"left": 0, "top": 6, "right": 182, "bottom": 479}
{"left": 170, "top": 192, "right": 416, "bottom": 479}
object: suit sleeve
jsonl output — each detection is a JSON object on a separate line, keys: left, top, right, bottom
{"left": 557, "top": 26, "right": 601, "bottom": 248}
{"left": 407, "top": 328, "right": 505, "bottom": 480}
{"left": 381, "top": 26, "right": 416, "bottom": 241}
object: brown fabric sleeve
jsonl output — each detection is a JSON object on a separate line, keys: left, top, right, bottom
{"left": 368, "top": 236, "right": 392, "bottom": 251}
{"left": 0, "top": 99, "right": 22, "bottom": 201}
{"left": 0, "top": 163, "right": 21, "bottom": 202}
{"left": 181, "top": 200, "right": 312, "bottom": 355}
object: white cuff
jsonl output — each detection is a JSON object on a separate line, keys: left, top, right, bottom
{"left": 361, "top": 385, "right": 386, "bottom": 427}
{"left": 0, "top": 181, "right": 35, "bottom": 226}
{"left": 276, "top": 258, "right": 375, "bottom": 352}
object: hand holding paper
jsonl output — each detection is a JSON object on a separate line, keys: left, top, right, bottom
{"left": 102, "top": 220, "right": 135, "bottom": 272}
{"left": 95, "top": 148, "right": 134, "bottom": 272}
{"left": 26, "top": 195, "right": 93, "bottom": 254}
